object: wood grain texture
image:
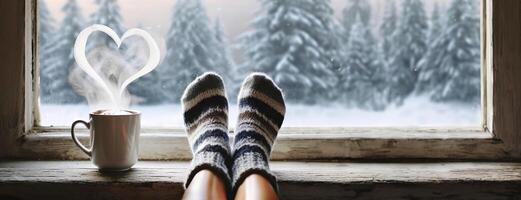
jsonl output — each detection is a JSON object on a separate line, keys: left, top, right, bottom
{"left": 279, "top": 183, "right": 521, "bottom": 200}
{"left": 12, "top": 130, "right": 519, "bottom": 161}
{"left": 0, "top": 161, "right": 520, "bottom": 200}
{"left": 483, "top": 0, "right": 493, "bottom": 132}
{"left": 0, "top": 0, "right": 27, "bottom": 158}
{"left": 492, "top": 0, "right": 521, "bottom": 155}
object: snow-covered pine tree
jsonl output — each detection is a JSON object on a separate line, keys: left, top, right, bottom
{"left": 89, "top": 0, "right": 125, "bottom": 49}
{"left": 127, "top": 66, "right": 164, "bottom": 105}
{"left": 374, "top": 0, "right": 398, "bottom": 109}
{"left": 414, "top": 3, "right": 444, "bottom": 94}
{"left": 341, "top": 15, "right": 385, "bottom": 111}
{"left": 213, "top": 18, "right": 234, "bottom": 75}
{"left": 213, "top": 18, "right": 237, "bottom": 101}
{"left": 416, "top": 0, "right": 480, "bottom": 103}
{"left": 428, "top": 4, "right": 444, "bottom": 42}
{"left": 341, "top": 0, "right": 371, "bottom": 43}
{"left": 38, "top": 0, "right": 55, "bottom": 49}
{"left": 387, "top": 0, "right": 428, "bottom": 105}
{"left": 38, "top": 0, "right": 56, "bottom": 101}
{"left": 379, "top": 0, "right": 397, "bottom": 67}
{"left": 126, "top": 25, "right": 165, "bottom": 105}
{"left": 158, "top": 0, "right": 222, "bottom": 103}
{"left": 339, "top": 0, "right": 384, "bottom": 109}
{"left": 41, "top": 0, "right": 86, "bottom": 104}
{"left": 238, "top": 0, "right": 343, "bottom": 103}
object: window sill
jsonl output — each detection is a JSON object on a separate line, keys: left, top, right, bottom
{"left": 13, "top": 128, "right": 520, "bottom": 160}
{"left": 1, "top": 161, "right": 520, "bottom": 199}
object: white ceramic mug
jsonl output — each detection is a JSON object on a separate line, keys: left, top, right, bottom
{"left": 71, "top": 110, "right": 141, "bottom": 171}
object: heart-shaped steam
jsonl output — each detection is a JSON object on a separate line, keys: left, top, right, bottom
{"left": 74, "top": 24, "right": 160, "bottom": 109}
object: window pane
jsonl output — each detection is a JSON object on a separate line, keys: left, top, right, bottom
{"left": 39, "top": 0, "right": 481, "bottom": 128}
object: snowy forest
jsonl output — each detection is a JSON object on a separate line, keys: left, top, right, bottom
{"left": 38, "top": 0, "right": 481, "bottom": 127}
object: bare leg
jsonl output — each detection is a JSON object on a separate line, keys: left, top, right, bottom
{"left": 234, "top": 174, "right": 278, "bottom": 200}
{"left": 182, "top": 170, "right": 228, "bottom": 200}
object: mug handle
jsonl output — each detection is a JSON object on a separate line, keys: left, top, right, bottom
{"left": 71, "top": 120, "right": 92, "bottom": 157}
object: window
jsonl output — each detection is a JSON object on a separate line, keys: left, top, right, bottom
{"left": 4, "top": 0, "right": 516, "bottom": 161}
{"left": 6, "top": 0, "right": 521, "bottom": 164}
{"left": 38, "top": 0, "right": 481, "bottom": 128}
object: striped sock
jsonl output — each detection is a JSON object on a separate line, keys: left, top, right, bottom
{"left": 182, "top": 72, "right": 231, "bottom": 193}
{"left": 231, "top": 73, "right": 286, "bottom": 195}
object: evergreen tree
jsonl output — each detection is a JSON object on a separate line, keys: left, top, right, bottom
{"left": 38, "top": 0, "right": 55, "bottom": 48}
{"left": 213, "top": 19, "right": 234, "bottom": 74}
{"left": 341, "top": 0, "right": 371, "bottom": 43}
{"left": 340, "top": 0, "right": 377, "bottom": 105}
{"left": 127, "top": 70, "right": 164, "bottom": 104}
{"left": 89, "top": 0, "right": 125, "bottom": 49}
{"left": 387, "top": 0, "right": 428, "bottom": 105}
{"left": 374, "top": 0, "right": 398, "bottom": 109}
{"left": 238, "top": 0, "right": 343, "bottom": 103}
{"left": 341, "top": 15, "right": 385, "bottom": 111}
{"left": 339, "top": 0, "right": 383, "bottom": 109}
{"left": 42, "top": 0, "right": 86, "bottom": 104}
{"left": 416, "top": 0, "right": 480, "bottom": 103}
{"left": 414, "top": 3, "right": 443, "bottom": 94}
{"left": 428, "top": 4, "right": 444, "bottom": 42}
{"left": 213, "top": 18, "right": 237, "bottom": 101}
{"left": 159, "top": 0, "right": 222, "bottom": 103}
{"left": 39, "top": 0, "right": 57, "bottom": 101}
{"left": 126, "top": 26, "right": 165, "bottom": 105}
{"left": 379, "top": 0, "right": 398, "bottom": 66}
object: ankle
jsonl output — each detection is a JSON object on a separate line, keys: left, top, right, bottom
{"left": 235, "top": 174, "right": 278, "bottom": 200}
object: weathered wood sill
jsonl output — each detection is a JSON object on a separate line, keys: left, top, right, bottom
{"left": 0, "top": 161, "right": 520, "bottom": 200}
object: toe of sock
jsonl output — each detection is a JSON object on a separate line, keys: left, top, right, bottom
{"left": 240, "top": 73, "right": 285, "bottom": 106}
{"left": 182, "top": 72, "right": 226, "bottom": 102}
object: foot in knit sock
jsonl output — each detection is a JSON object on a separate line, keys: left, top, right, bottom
{"left": 182, "top": 72, "right": 231, "bottom": 193}
{"left": 232, "top": 73, "right": 286, "bottom": 195}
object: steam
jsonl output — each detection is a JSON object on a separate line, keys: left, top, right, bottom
{"left": 71, "top": 24, "right": 160, "bottom": 111}
{"left": 69, "top": 46, "right": 133, "bottom": 110}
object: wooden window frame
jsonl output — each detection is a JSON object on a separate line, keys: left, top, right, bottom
{"left": 1, "top": 0, "right": 519, "bottom": 161}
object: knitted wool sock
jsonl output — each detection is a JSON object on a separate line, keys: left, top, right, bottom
{"left": 232, "top": 73, "right": 286, "bottom": 195}
{"left": 182, "top": 72, "right": 231, "bottom": 193}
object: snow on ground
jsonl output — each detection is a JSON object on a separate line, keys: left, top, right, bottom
{"left": 40, "top": 96, "right": 480, "bottom": 128}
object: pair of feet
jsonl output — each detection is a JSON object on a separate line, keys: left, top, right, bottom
{"left": 182, "top": 72, "right": 285, "bottom": 197}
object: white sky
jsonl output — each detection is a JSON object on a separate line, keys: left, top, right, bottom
{"left": 45, "top": 0, "right": 456, "bottom": 42}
